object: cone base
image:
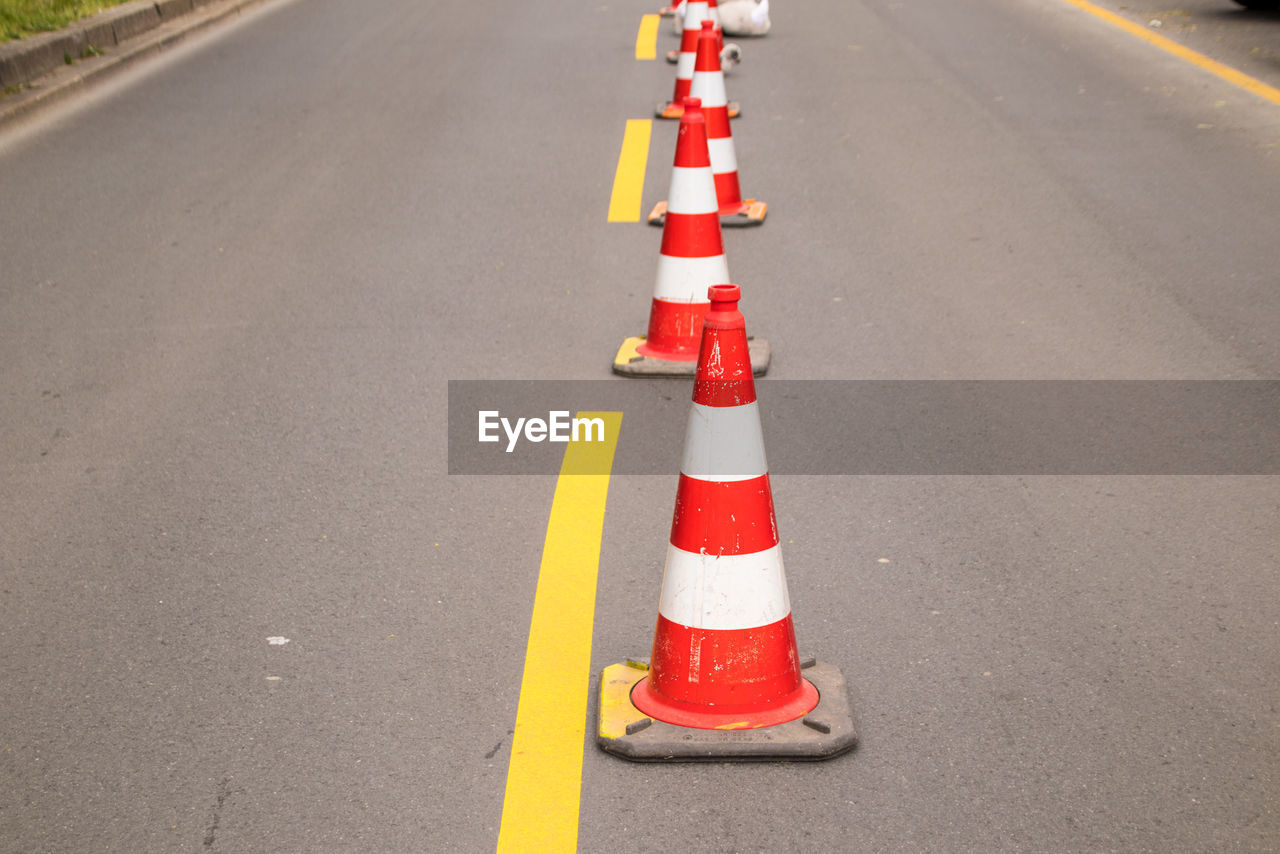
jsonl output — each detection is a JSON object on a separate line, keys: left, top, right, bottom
{"left": 597, "top": 659, "right": 858, "bottom": 762}
{"left": 647, "top": 199, "right": 767, "bottom": 228}
{"left": 633, "top": 670, "right": 819, "bottom": 730}
{"left": 720, "top": 199, "right": 768, "bottom": 227}
{"left": 656, "top": 100, "right": 741, "bottom": 120}
{"left": 613, "top": 335, "right": 771, "bottom": 377}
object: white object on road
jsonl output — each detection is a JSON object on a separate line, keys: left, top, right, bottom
{"left": 720, "top": 0, "right": 771, "bottom": 36}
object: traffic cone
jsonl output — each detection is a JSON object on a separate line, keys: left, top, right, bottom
{"left": 597, "top": 285, "right": 857, "bottom": 761}
{"left": 666, "top": 0, "right": 737, "bottom": 67}
{"left": 650, "top": 20, "right": 766, "bottom": 228}
{"left": 636, "top": 282, "right": 809, "bottom": 727}
{"left": 662, "top": 0, "right": 687, "bottom": 35}
{"left": 657, "top": 4, "right": 740, "bottom": 119}
{"left": 614, "top": 99, "right": 769, "bottom": 377}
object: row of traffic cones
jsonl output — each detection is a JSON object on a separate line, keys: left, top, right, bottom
{"left": 613, "top": 18, "right": 767, "bottom": 378}
{"left": 651, "top": 21, "right": 763, "bottom": 227}
{"left": 658, "top": 1, "right": 740, "bottom": 119}
{"left": 597, "top": 6, "right": 857, "bottom": 761}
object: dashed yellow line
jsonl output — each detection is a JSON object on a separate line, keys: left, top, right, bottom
{"left": 495, "top": 413, "right": 622, "bottom": 854}
{"left": 636, "top": 14, "right": 660, "bottom": 60}
{"left": 607, "top": 119, "right": 652, "bottom": 223}
{"left": 1060, "top": 0, "right": 1280, "bottom": 106}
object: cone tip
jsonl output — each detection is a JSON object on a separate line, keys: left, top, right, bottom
{"left": 682, "top": 96, "right": 702, "bottom": 109}
{"left": 708, "top": 283, "right": 741, "bottom": 307}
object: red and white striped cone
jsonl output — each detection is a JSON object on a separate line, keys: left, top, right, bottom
{"left": 650, "top": 20, "right": 765, "bottom": 228}
{"left": 597, "top": 286, "right": 857, "bottom": 760}
{"left": 656, "top": 3, "right": 706, "bottom": 118}
{"left": 665, "top": 0, "right": 733, "bottom": 65}
{"left": 614, "top": 99, "right": 768, "bottom": 377}
{"left": 635, "top": 283, "right": 809, "bottom": 728}
{"left": 657, "top": 5, "right": 739, "bottom": 119}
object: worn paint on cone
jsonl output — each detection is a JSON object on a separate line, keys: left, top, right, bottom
{"left": 598, "top": 286, "right": 855, "bottom": 760}
{"left": 632, "top": 284, "right": 811, "bottom": 728}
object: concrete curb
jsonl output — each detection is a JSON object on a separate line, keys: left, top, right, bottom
{"left": 0, "top": 0, "right": 279, "bottom": 131}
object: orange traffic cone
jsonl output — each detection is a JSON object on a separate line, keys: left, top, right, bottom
{"left": 598, "top": 285, "right": 857, "bottom": 760}
{"left": 650, "top": 20, "right": 765, "bottom": 228}
{"left": 614, "top": 98, "right": 769, "bottom": 377}
{"left": 657, "top": 4, "right": 740, "bottom": 119}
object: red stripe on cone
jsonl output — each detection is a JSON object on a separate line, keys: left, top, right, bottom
{"left": 713, "top": 171, "right": 743, "bottom": 211}
{"left": 670, "top": 474, "right": 777, "bottom": 556}
{"left": 659, "top": 212, "right": 721, "bottom": 257}
{"left": 642, "top": 300, "right": 710, "bottom": 361}
{"left": 694, "top": 20, "right": 724, "bottom": 74}
{"left": 702, "top": 102, "right": 731, "bottom": 139}
{"left": 673, "top": 123, "right": 712, "bottom": 168}
{"left": 633, "top": 615, "right": 817, "bottom": 729}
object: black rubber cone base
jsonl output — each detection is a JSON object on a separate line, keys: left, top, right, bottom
{"left": 596, "top": 658, "right": 858, "bottom": 762}
{"left": 613, "top": 335, "right": 771, "bottom": 376}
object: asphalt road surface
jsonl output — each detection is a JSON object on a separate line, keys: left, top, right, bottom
{"left": 1, "top": 0, "right": 1277, "bottom": 852}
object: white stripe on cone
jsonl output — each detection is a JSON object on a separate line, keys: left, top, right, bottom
{"left": 681, "top": 401, "right": 768, "bottom": 481}
{"left": 690, "top": 65, "right": 728, "bottom": 108}
{"left": 658, "top": 544, "right": 792, "bottom": 630}
{"left": 653, "top": 254, "right": 732, "bottom": 300}
{"left": 667, "top": 166, "right": 721, "bottom": 215}
{"left": 683, "top": 2, "right": 710, "bottom": 25}
{"left": 706, "top": 137, "right": 738, "bottom": 173}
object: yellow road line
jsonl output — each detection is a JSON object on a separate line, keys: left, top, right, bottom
{"left": 1060, "top": 0, "right": 1280, "bottom": 106}
{"left": 636, "top": 14, "right": 660, "bottom": 60}
{"left": 496, "top": 412, "right": 622, "bottom": 854}
{"left": 607, "top": 119, "right": 652, "bottom": 223}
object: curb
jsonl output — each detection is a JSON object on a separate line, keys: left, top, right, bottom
{"left": 0, "top": 0, "right": 278, "bottom": 131}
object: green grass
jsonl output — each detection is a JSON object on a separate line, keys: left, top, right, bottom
{"left": 0, "top": 0, "right": 134, "bottom": 43}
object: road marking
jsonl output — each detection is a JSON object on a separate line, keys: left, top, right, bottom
{"left": 496, "top": 412, "right": 622, "bottom": 854}
{"left": 607, "top": 119, "right": 652, "bottom": 222}
{"left": 636, "top": 14, "right": 660, "bottom": 60}
{"left": 1060, "top": 0, "right": 1280, "bottom": 106}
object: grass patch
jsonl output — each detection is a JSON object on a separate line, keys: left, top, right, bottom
{"left": 0, "top": 1, "right": 135, "bottom": 43}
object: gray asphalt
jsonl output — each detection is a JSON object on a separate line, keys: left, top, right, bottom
{"left": 1, "top": 0, "right": 1277, "bottom": 852}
